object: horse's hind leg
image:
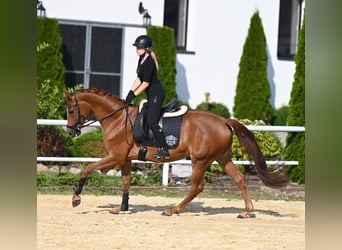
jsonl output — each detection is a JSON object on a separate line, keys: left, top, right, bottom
{"left": 162, "top": 161, "right": 207, "bottom": 216}
{"left": 223, "top": 160, "right": 254, "bottom": 218}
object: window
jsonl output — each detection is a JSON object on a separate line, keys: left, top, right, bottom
{"left": 164, "top": 0, "right": 189, "bottom": 51}
{"left": 59, "top": 20, "right": 123, "bottom": 94}
{"left": 277, "top": 0, "right": 304, "bottom": 60}
{"left": 59, "top": 24, "right": 86, "bottom": 89}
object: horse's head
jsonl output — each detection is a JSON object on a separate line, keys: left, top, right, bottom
{"left": 64, "top": 90, "right": 91, "bottom": 137}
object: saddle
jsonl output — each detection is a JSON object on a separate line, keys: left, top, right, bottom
{"left": 133, "top": 98, "right": 188, "bottom": 161}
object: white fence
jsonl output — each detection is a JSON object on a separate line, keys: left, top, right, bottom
{"left": 37, "top": 119, "right": 305, "bottom": 186}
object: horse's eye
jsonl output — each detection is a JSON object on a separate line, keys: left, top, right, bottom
{"left": 69, "top": 110, "right": 74, "bottom": 115}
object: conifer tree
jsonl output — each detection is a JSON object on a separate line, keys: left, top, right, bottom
{"left": 37, "top": 18, "right": 69, "bottom": 158}
{"left": 284, "top": 15, "right": 305, "bottom": 183}
{"left": 233, "top": 11, "right": 273, "bottom": 122}
{"left": 147, "top": 26, "right": 177, "bottom": 104}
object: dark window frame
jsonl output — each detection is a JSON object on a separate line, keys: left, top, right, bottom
{"left": 58, "top": 19, "right": 123, "bottom": 95}
{"left": 163, "top": 0, "right": 189, "bottom": 52}
{"left": 277, "top": 0, "right": 304, "bottom": 60}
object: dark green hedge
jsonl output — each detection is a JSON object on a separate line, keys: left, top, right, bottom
{"left": 37, "top": 17, "right": 66, "bottom": 119}
{"left": 284, "top": 15, "right": 305, "bottom": 184}
{"left": 273, "top": 106, "right": 289, "bottom": 125}
{"left": 147, "top": 26, "right": 177, "bottom": 104}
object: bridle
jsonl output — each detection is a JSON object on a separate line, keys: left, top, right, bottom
{"left": 66, "top": 92, "right": 129, "bottom": 137}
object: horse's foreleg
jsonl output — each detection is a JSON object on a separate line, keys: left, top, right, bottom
{"left": 72, "top": 177, "right": 86, "bottom": 207}
{"left": 162, "top": 167, "right": 206, "bottom": 216}
{"left": 110, "top": 161, "right": 131, "bottom": 214}
{"left": 72, "top": 156, "right": 117, "bottom": 207}
{"left": 224, "top": 161, "right": 254, "bottom": 218}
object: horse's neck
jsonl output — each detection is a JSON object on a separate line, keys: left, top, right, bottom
{"left": 79, "top": 92, "right": 140, "bottom": 123}
{"left": 80, "top": 93, "right": 120, "bottom": 117}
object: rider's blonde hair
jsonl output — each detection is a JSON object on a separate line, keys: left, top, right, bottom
{"left": 146, "top": 48, "right": 159, "bottom": 71}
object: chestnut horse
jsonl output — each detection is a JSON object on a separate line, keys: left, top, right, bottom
{"left": 64, "top": 88, "right": 289, "bottom": 218}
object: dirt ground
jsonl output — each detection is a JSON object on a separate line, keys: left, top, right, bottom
{"left": 37, "top": 194, "right": 305, "bottom": 250}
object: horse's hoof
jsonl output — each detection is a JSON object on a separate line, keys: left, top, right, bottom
{"left": 237, "top": 213, "right": 256, "bottom": 219}
{"left": 161, "top": 211, "right": 172, "bottom": 216}
{"left": 109, "top": 207, "right": 121, "bottom": 214}
{"left": 72, "top": 199, "right": 81, "bottom": 207}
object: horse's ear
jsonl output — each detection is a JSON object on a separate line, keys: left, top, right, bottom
{"left": 63, "top": 89, "right": 72, "bottom": 101}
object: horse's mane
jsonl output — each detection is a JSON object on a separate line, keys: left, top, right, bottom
{"left": 76, "top": 88, "right": 127, "bottom": 105}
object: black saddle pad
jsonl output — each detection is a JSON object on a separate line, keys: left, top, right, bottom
{"left": 133, "top": 112, "right": 182, "bottom": 149}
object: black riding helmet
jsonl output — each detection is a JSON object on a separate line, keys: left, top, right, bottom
{"left": 132, "top": 35, "right": 152, "bottom": 48}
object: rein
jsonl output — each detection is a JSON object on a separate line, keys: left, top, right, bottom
{"left": 67, "top": 92, "right": 130, "bottom": 136}
{"left": 82, "top": 106, "right": 127, "bottom": 128}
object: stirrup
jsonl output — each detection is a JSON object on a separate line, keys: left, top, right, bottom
{"left": 153, "top": 148, "right": 170, "bottom": 159}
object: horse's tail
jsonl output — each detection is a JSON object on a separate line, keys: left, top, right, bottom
{"left": 225, "top": 118, "right": 289, "bottom": 188}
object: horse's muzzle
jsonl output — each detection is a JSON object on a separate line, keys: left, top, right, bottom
{"left": 67, "top": 125, "right": 81, "bottom": 137}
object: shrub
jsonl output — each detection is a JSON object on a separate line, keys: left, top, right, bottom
{"left": 177, "top": 100, "right": 191, "bottom": 109}
{"left": 55, "top": 172, "right": 80, "bottom": 186}
{"left": 68, "top": 129, "right": 107, "bottom": 158}
{"left": 86, "top": 172, "right": 107, "bottom": 186}
{"left": 232, "top": 119, "right": 283, "bottom": 159}
{"left": 273, "top": 105, "right": 289, "bottom": 125}
{"left": 196, "top": 102, "right": 231, "bottom": 118}
{"left": 146, "top": 171, "right": 163, "bottom": 184}
{"left": 37, "top": 172, "right": 56, "bottom": 186}
{"left": 37, "top": 171, "right": 162, "bottom": 188}
{"left": 37, "top": 126, "right": 71, "bottom": 165}
{"left": 37, "top": 17, "right": 66, "bottom": 119}
{"left": 37, "top": 172, "right": 119, "bottom": 187}
{"left": 232, "top": 119, "right": 283, "bottom": 174}
{"left": 208, "top": 119, "right": 284, "bottom": 175}
{"left": 37, "top": 172, "right": 80, "bottom": 186}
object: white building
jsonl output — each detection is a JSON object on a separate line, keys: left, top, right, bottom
{"left": 41, "top": 0, "right": 304, "bottom": 114}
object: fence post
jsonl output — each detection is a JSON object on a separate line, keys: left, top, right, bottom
{"left": 162, "top": 162, "right": 170, "bottom": 186}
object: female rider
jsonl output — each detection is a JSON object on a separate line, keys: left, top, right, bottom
{"left": 125, "top": 35, "right": 170, "bottom": 159}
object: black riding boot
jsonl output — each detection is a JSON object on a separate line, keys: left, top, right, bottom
{"left": 152, "top": 127, "right": 170, "bottom": 159}
{"left": 153, "top": 147, "right": 170, "bottom": 159}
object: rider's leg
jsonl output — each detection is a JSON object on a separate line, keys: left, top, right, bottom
{"left": 147, "top": 95, "right": 169, "bottom": 159}
{"left": 151, "top": 125, "right": 170, "bottom": 159}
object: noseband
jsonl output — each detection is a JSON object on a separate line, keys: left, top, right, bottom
{"left": 67, "top": 92, "right": 128, "bottom": 136}
{"left": 66, "top": 92, "right": 85, "bottom": 136}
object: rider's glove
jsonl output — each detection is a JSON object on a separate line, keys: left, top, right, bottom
{"left": 125, "top": 90, "right": 136, "bottom": 104}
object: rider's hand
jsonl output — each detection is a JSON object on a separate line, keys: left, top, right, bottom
{"left": 125, "top": 90, "right": 136, "bottom": 104}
